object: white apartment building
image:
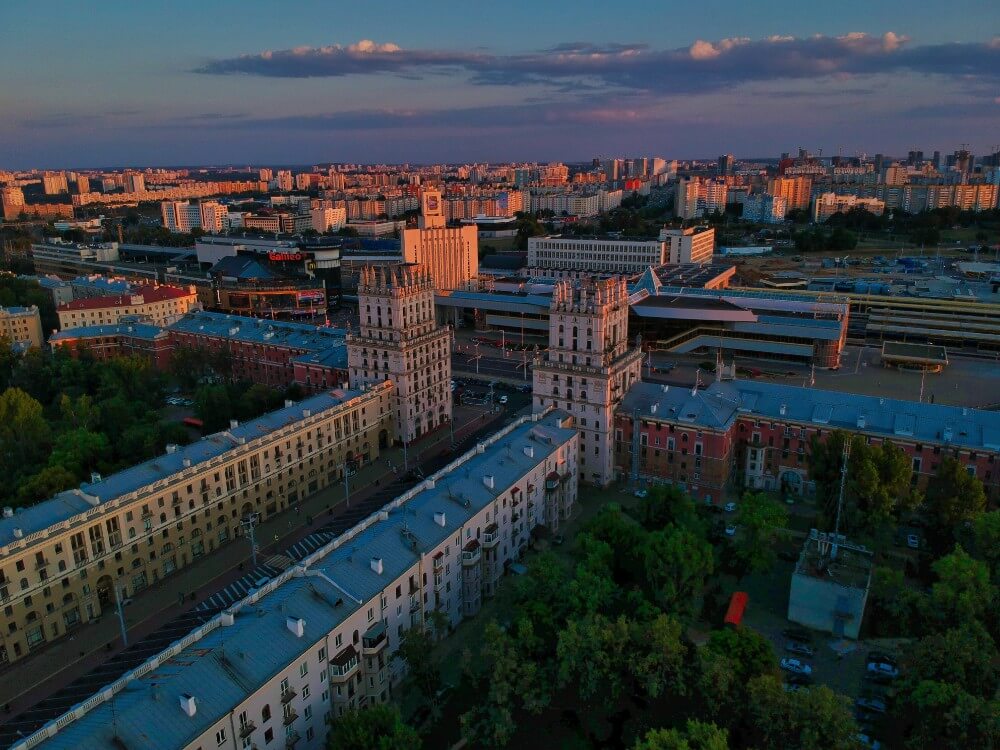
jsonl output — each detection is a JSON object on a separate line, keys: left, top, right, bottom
{"left": 161, "top": 201, "right": 202, "bottom": 233}
{"left": 527, "top": 235, "right": 668, "bottom": 276}
{"left": 812, "top": 192, "right": 886, "bottom": 222}
{"left": 533, "top": 278, "right": 642, "bottom": 486}
{"left": 310, "top": 206, "right": 347, "bottom": 233}
{"left": 347, "top": 265, "right": 452, "bottom": 443}
{"left": 19, "top": 410, "right": 578, "bottom": 750}
{"left": 0, "top": 305, "right": 44, "bottom": 349}
{"left": 199, "top": 201, "right": 228, "bottom": 233}
{"left": 659, "top": 226, "right": 715, "bottom": 265}
{"left": 741, "top": 194, "right": 787, "bottom": 224}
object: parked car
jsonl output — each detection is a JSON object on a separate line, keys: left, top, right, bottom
{"left": 724, "top": 502, "right": 737, "bottom": 513}
{"left": 867, "top": 662, "right": 899, "bottom": 679}
{"left": 856, "top": 697, "right": 888, "bottom": 714}
{"left": 866, "top": 652, "right": 898, "bottom": 666}
{"left": 906, "top": 533, "right": 920, "bottom": 549}
{"left": 725, "top": 524, "right": 737, "bottom": 536}
{"left": 498, "top": 395, "right": 508, "bottom": 405}
{"left": 780, "top": 658, "right": 813, "bottom": 676}
{"left": 633, "top": 488, "right": 649, "bottom": 498}
{"left": 785, "top": 641, "right": 815, "bottom": 657}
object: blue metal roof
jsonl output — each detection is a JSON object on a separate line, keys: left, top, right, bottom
{"left": 622, "top": 380, "right": 1000, "bottom": 451}
{"left": 49, "top": 323, "right": 166, "bottom": 342}
{"left": 168, "top": 311, "right": 346, "bottom": 351}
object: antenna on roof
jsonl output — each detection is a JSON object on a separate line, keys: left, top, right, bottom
{"left": 830, "top": 439, "right": 850, "bottom": 560}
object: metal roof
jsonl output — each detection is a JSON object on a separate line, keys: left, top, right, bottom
{"left": 168, "top": 311, "right": 346, "bottom": 351}
{"left": 49, "top": 323, "right": 167, "bottom": 342}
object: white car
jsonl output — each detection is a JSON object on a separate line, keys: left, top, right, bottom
{"left": 906, "top": 533, "right": 920, "bottom": 549}
{"left": 725, "top": 524, "right": 737, "bottom": 536}
{"left": 780, "top": 658, "right": 813, "bottom": 676}
{"left": 498, "top": 395, "right": 508, "bottom": 405}
{"left": 724, "top": 502, "right": 737, "bottom": 513}
{"left": 633, "top": 488, "right": 648, "bottom": 499}
{"left": 867, "top": 662, "right": 899, "bottom": 679}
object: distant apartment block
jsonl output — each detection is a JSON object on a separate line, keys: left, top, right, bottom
{"left": 527, "top": 235, "right": 668, "bottom": 275}
{"left": 812, "top": 193, "right": 885, "bottom": 222}
{"left": 767, "top": 175, "right": 813, "bottom": 211}
{"left": 57, "top": 284, "right": 199, "bottom": 330}
{"left": 659, "top": 226, "right": 716, "bottom": 265}
{"left": 0, "top": 305, "right": 44, "bottom": 349}
{"left": 310, "top": 206, "right": 347, "bottom": 233}
{"left": 741, "top": 194, "right": 787, "bottom": 224}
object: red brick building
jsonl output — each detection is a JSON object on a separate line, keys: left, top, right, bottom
{"left": 49, "top": 322, "right": 173, "bottom": 369}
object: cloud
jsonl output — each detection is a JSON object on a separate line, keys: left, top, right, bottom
{"left": 194, "top": 33, "right": 1000, "bottom": 95}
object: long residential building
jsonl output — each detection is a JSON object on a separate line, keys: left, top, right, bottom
{"left": 168, "top": 311, "right": 349, "bottom": 392}
{"left": 57, "top": 284, "right": 199, "bottom": 330}
{"left": 528, "top": 235, "right": 668, "bottom": 275}
{"left": 615, "top": 379, "right": 1000, "bottom": 503}
{"left": 17, "top": 409, "right": 578, "bottom": 750}
{"left": 49, "top": 322, "right": 173, "bottom": 368}
{"left": 0, "top": 384, "right": 396, "bottom": 667}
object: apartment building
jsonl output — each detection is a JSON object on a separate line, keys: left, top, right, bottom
{"left": 741, "top": 194, "right": 787, "bottom": 224}
{"left": 168, "top": 311, "right": 348, "bottom": 391}
{"left": 615, "top": 380, "right": 1000, "bottom": 503}
{"left": 347, "top": 265, "right": 452, "bottom": 443}
{"left": 19, "top": 410, "right": 578, "bottom": 750}
{"left": 400, "top": 190, "right": 478, "bottom": 292}
{"left": 0, "top": 305, "right": 44, "bottom": 349}
{"left": 812, "top": 193, "right": 885, "bottom": 222}
{"left": 310, "top": 206, "right": 347, "bottom": 233}
{"left": 49, "top": 323, "right": 173, "bottom": 368}
{"left": 768, "top": 176, "right": 813, "bottom": 211}
{"left": 0, "top": 385, "right": 396, "bottom": 667}
{"left": 659, "top": 226, "right": 715, "bottom": 265}
{"left": 527, "top": 235, "right": 667, "bottom": 276}
{"left": 533, "top": 278, "right": 643, "bottom": 486}
{"left": 57, "top": 284, "right": 199, "bottom": 330}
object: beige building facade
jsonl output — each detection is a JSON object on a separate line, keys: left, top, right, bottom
{"left": 527, "top": 235, "right": 668, "bottom": 275}
{"left": 659, "top": 226, "right": 715, "bottom": 265}
{"left": 57, "top": 284, "right": 199, "bottom": 330}
{"left": 0, "top": 385, "right": 395, "bottom": 667}
{"left": 533, "top": 277, "right": 643, "bottom": 486}
{"left": 0, "top": 305, "right": 44, "bottom": 349}
{"left": 401, "top": 190, "right": 478, "bottom": 292}
{"left": 347, "top": 265, "right": 452, "bottom": 443}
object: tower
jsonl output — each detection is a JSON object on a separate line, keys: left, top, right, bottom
{"left": 532, "top": 277, "right": 643, "bottom": 486}
{"left": 401, "top": 189, "right": 477, "bottom": 291}
{"left": 347, "top": 265, "right": 452, "bottom": 443}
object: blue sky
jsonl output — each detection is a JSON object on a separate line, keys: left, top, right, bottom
{"left": 1, "top": 0, "right": 997, "bottom": 168}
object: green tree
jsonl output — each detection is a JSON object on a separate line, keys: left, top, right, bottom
{"left": 924, "top": 458, "right": 987, "bottom": 551}
{"left": 867, "top": 566, "right": 928, "bottom": 637}
{"left": 970, "top": 511, "right": 1000, "bottom": 580}
{"left": 903, "top": 622, "right": 999, "bottom": 699}
{"left": 325, "top": 704, "right": 420, "bottom": 750}
{"left": 557, "top": 613, "right": 631, "bottom": 701}
{"left": 0, "top": 387, "right": 51, "bottom": 495}
{"left": 730, "top": 492, "right": 788, "bottom": 577}
{"left": 899, "top": 680, "right": 1000, "bottom": 750}
{"left": 47, "top": 428, "right": 110, "bottom": 477}
{"left": 17, "top": 465, "right": 78, "bottom": 504}
{"left": 642, "top": 524, "right": 713, "bottom": 616}
{"left": 697, "top": 627, "right": 777, "bottom": 727}
{"left": 745, "top": 675, "right": 859, "bottom": 750}
{"left": 929, "top": 545, "right": 995, "bottom": 629}
{"left": 195, "top": 384, "right": 234, "bottom": 432}
{"left": 393, "top": 620, "right": 444, "bottom": 712}
{"left": 632, "top": 720, "right": 729, "bottom": 750}
{"left": 625, "top": 614, "right": 690, "bottom": 700}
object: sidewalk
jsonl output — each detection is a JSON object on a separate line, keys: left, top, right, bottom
{"left": 0, "top": 404, "right": 495, "bottom": 714}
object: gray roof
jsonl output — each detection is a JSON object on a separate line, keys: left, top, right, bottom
{"left": 168, "top": 310, "right": 345, "bottom": 352}
{"left": 26, "top": 411, "right": 576, "bottom": 750}
{"left": 49, "top": 323, "right": 166, "bottom": 342}
{"left": 622, "top": 380, "right": 1000, "bottom": 450}
{"left": 291, "top": 345, "right": 349, "bottom": 370}
{"left": 0, "top": 390, "right": 363, "bottom": 549}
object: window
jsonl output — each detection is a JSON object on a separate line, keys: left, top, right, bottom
{"left": 302, "top": 685, "right": 310, "bottom": 699}
{"left": 317, "top": 646, "right": 326, "bottom": 662}
{"left": 304, "top": 705, "right": 312, "bottom": 720}
{"left": 299, "top": 661, "right": 308, "bottom": 677}
{"left": 216, "top": 728, "right": 227, "bottom": 746}
{"left": 335, "top": 633, "right": 343, "bottom": 648}
{"left": 262, "top": 704, "right": 271, "bottom": 722}
{"left": 264, "top": 728, "right": 274, "bottom": 743}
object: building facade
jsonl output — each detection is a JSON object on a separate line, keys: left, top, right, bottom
{"left": 400, "top": 190, "right": 478, "bottom": 292}
{"left": 533, "top": 277, "right": 643, "bottom": 486}
{"left": 0, "top": 385, "right": 396, "bottom": 667}
{"left": 741, "top": 194, "right": 787, "bottom": 224}
{"left": 49, "top": 323, "right": 173, "bottom": 369}
{"left": 57, "top": 284, "right": 199, "bottom": 330}
{"left": 18, "top": 410, "right": 577, "bottom": 750}
{"left": 0, "top": 305, "right": 44, "bottom": 349}
{"left": 527, "top": 235, "right": 668, "bottom": 276}
{"left": 615, "top": 379, "right": 1000, "bottom": 504}
{"left": 347, "top": 266, "right": 452, "bottom": 443}
{"left": 812, "top": 193, "right": 885, "bottom": 222}
{"left": 659, "top": 226, "right": 715, "bottom": 265}
{"left": 768, "top": 176, "right": 813, "bottom": 211}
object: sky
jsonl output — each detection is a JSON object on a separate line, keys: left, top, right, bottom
{"left": 1, "top": 0, "right": 998, "bottom": 169}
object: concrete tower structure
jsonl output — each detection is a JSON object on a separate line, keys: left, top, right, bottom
{"left": 401, "top": 189, "right": 478, "bottom": 291}
{"left": 532, "top": 277, "right": 643, "bottom": 486}
{"left": 348, "top": 265, "right": 452, "bottom": 442}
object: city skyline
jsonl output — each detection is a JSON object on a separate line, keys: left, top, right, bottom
{"left": 1, "top": 0, "right": 998, "bottom": 168}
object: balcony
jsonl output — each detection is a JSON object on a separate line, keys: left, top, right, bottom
{"left": 545, "top": 471, "right": 560, "bottom": 491}
{"left": 432, "top": 553, "right": 444, "bottom": 572}
{"left": 433, "top": 573, "right": 445, "bottom": 591}
{"left": 282, "top": 708, "right": 298, "bottom": 726}
{"left": 239, "top": 721, "right": 257, "bottom": 739}
{"left": 280, "top": 687, "right": 297, "bottom": 704}
{"left": 482, "top": 524, "right": 499, "bottom": 548}
{"left": 285, "top": 729, "right": 301, "bottom": 748}
{"left": 34, "top": 558, "right": 51, "bottom": 571}
{"left": 461, "top": 541, "right": 481, "bottom": 566}
{"left": 409, "top": 597, "right": 421, "bottom": 613}
{"left": 362, "top": 622, "right": 388, "bottom": 653}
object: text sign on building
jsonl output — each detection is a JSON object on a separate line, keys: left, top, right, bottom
{"left": 268, "top": 252, "right": 304, "bottom": 262}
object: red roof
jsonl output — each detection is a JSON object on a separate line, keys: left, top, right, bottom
{"left": 724, "top": 591, "right": 749, "bottom": 627}
{"left": 58, "top": 284, "right": 195, "bottom": 311}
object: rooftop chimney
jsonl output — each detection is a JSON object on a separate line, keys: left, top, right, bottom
{"left": 483, "top": 475, "right": 495, "bottom": 489}
{"left": 2, "top": 507, "right": 12, "bottom": 519}
{"left": 165, "top": 443, "right": 178, "bottom": 454}
{"left": 286, "top": 616, "right": 305, "bottom": 638}
{"left": 179, "top": 694, "right": 197, "bottom": 717}
{"left": 370, "top": 557, "right": 384, "bottom": 575}
{"left": 433, "top": 511, "right": 446, "bottom": 527}
{"left": 229, "top": 419, "right": 239, "bottom": 429}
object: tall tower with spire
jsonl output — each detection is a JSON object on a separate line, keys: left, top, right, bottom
{"left": 347, "top": 265, "right": 452, "bottom": 442}
{"left": 533, "top": 277, "right": 643, "bottom": 486}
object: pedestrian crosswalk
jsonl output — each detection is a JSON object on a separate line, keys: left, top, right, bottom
{"left": 194, "top": 562, "right": 284, "bottom": 612}
{"left": 285, "top": 531, "right": 337, "bottom": 562}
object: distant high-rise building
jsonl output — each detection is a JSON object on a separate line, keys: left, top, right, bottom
{"left": 199, "top": 201, "right": 227, "bottom": 233}
{"left": 947, "top": 149, "right": 973, "bottom": 175}
{"left": 42, "top": 172, "right": 68, "bottom": 195}
{"left": 906, "top": 150, "right": 924, "bottom": 166}
{"left": 275, "top": 170, "right": 293, "bottom": 191}
{"left": 532, "top": 277, "right": 642, "bottom": 486}
{"left": 717, "top": 154, "right": 735, "bottom": 176}
{"left": 161, "top": 200, "right": 202, "bottom": 232}
{"left": 401, "top": 189, "right": 477, "bottom": 291}
{"left": 74, "top": 176, "right": 90, "bottom": 194}
{"left": 767, "top": 175, "right": 812, "bottom": 211}
{"left": 741, "top": 194, "right": 787, "bottom": 224}
{"left": 932, "top": 151, "right": 942, "bottom": 170}
{"left": 258, "top": 168, "right": 273, "bottom": 181}
{"left": 347, "top": 265, "right": 452, "bottom": 442}
{"left": 123, "top": 172, "right": 145, "bottom": 193}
